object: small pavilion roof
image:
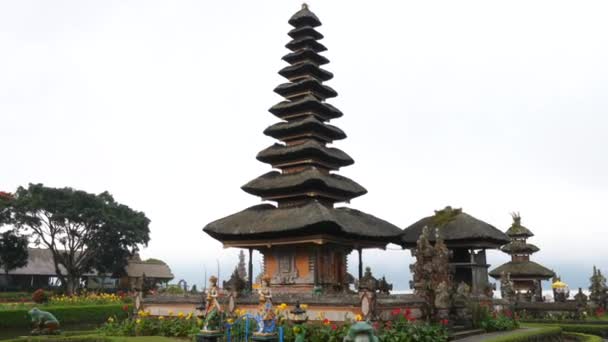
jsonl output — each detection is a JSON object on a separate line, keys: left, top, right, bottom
{"left": 505, "top": 213, "right": 534, "bottom": 238}
{"left": 489, "top": 261, "right": 555, "bottom": 279}
{"left": 203, "top": 200, "right": 403, "bottom": 243}
{"left": 501, "top": 241, "right": 540, "bottom": 254}
{"left": 401, "top": 207, "right": 510, "bottom": 249}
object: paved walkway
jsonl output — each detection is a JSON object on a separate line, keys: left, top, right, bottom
{"left": 455, "top": 328, "right": 542, "bottom": 342}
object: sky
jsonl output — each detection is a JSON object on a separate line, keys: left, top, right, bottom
{"left": 1, "top": 0, "right": 607, "bottom": 291}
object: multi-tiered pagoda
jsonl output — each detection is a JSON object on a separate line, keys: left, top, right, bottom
{"left": 204, "top": 4, "right": 402, "bottom": 293}
{"left": 490, "top": 214, "right": 554, "bottom": 301}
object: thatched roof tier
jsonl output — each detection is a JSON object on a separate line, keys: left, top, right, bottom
{"left": 279, "top": 62, "right": 333, "bottom": 82}
{"left": 264, "top": 117, "right": 345, "bottom": 143}
{"left": 257, "top": 140, "right": 353, "bottom": 169}
{"left": 269, "top": 95, "right": 342, "bottom": 121}
{"left": 203, "top": 200, "right": 402, "bottom": 243}
{"left": 285, "top": 37, "right": 327, "bottom": 53}
{"left": 288, "top": 4, "right": 321, "bottom": 28}
{"left": 288, "top": 26, "right": 323, "bottom": 40}
{"left": 242, "top": 168, "right": 366, "bottom": 201}
{"left": 501, "top": 241, "right": 540, "bottom": 255}
{"left": 489, "top": 261, "right": 555, "bottom": 280}
{"left": 282, "top": 48, "right": 329, "bottom": 66}
{"left": 401, "top": 208, "right": 510, "bottom": 249}
{"left": 505, "top": 222, "right": 534, "bottom": 238}
{"left": 274, "top": 78, "right": 337, "bottom": 100}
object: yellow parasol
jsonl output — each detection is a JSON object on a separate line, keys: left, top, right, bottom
{"left": 551, "top": 280, "right": 568, "bottom": 289}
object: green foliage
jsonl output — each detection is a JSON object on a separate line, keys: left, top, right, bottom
{"left": 564, "top": 332, "right": 604, "bottom": 342}
{"left": 481, "top": 311, "right": 520, "bottom": 332}
{"left": 0, "top": 229, "right": 29, "bottom": 274}
{"left": 99, "top": 312, "right": 199, "bottom": 338}
{"left": 483, "top": 327, "right": 562, "bottom": 342}
{"left": 524, "top": 323, "right": 608, "bottom": 337}
{"left": 0, "top": 304, "right": 132, "bottom": 329}
{"left": 3, "top": 335, "right": 184, "bottom": 342}
{"left": 11, "top": 184, "right": 151, "bottom": 294}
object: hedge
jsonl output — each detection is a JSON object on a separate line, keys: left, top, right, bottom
{"left": 524, "top": 323, "right": 608, "bottom": 337}
{"left": 0, "top": 304, "right": 132, "bottom": 329}
{"left": 563, "top": 332, "right": 604, "bottom": 342}
{"left": 3, "top": 335, "right": 182, "bottom": 342}
{"left": 485, "top": 327, "right": 562, "bottom": 342}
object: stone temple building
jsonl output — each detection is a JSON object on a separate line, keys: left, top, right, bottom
{"left": 203, "top": 4, "right": 403, "bottom": 294}
{"left": 401, "top": 207, "right": 510, "bottom": 296}
{"left": 489, "top": 214, "right": 554, "bottom": 301}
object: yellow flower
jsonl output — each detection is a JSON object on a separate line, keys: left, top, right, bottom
{"left": 186, "top": 313, "right": 193, "bottom": 320}
{"left": 279, "top": 303, "right": 288, "bottom": 310}
{"left": 293, "top": 326, "right": 301, "bottom": 334}
{"left": 227, "top": 318, "right": 234, "bottom": 324}
{"left": 177, "top": 312, "right": 185, "bottom": 319}
{"left": 136, "top": 319, "right": 141, "bottom": 324}
{"left": 355, "top": 314, "right": 363, "bottom": 321}
{"left": 300, "top": 304, "right": 308, "bottom": 310}
{"left": 107, "top": 317, "right": 114, "bottom": 323}
{"left": 158, "top": 316, "right": 165, "bottom": 321}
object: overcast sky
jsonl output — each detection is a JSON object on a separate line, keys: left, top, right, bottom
{"left": 1, "top": 0, "right": 607, "bottom": 291}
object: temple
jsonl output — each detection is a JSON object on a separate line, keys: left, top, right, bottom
{"left": 489, "top": 214, "right": 555, "bottom": 301}
{"left": 203, "top": 4, "right": 403, "bottom": 294}
{"left": 401, "top": 207, "right": 510, "bottom": 296}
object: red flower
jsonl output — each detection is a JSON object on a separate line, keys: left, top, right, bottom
{"left": 372, "top": 322, "right": 380, "bottom": 330}
{"left": 440, "top": 319, "right": 449, "bottom": 326}
{"left": 391, "top": 308, "right": 401, "bottom": 316}
{"left": 504, "top": 310, "right": 512, "bottom": 318}
{"left": 331, "top": 324, "right": 337, "bottom": 331}
{"left": 122, "top": 304, "right": 130, "bottom": 312}
{"left": 322, "top": 318, "right": 330, "bottom": 325}
{"left": 404, "top": 308, "right": 412, "bottom": 316}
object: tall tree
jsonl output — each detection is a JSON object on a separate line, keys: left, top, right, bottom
{"left": 12, "top": 184, "right": 150, "bottom": 294}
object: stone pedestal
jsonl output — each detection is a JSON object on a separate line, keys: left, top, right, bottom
{"left": 195, "top": 332, "right": 223, "bottom": 342}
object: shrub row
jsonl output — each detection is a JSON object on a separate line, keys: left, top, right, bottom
{"left": 485, "top": 327, "right": 562, "bottom": 342}
{"left": 4, "top": 335, "right": 182, "bottom": 342}
{"left": 563, "top": 332, "right": 604, "bottom": 342}
{"left": 0, "top": 304, "right": 132, "bottom": 329}
{"left": 524, "top": 323, "right": 608, "bottom": 338}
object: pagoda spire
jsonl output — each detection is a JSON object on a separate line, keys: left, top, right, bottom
{"left": 242, "top": 4, "right": 366, "bottom": 208}
{"left": 501, "top": 213, "right": 540, "bottom": 262}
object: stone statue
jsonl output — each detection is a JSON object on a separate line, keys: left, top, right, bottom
{"left": 254, "top": 275, "right": 276, "bottom": 336}
{"left": 500, "top": 272, "right": 515, "bottom": 302}
{"left": 223, "top": 268, "right": 246, "bottom": 296}
{"left": 377, "top": 276, "right": 392, "bottom": 294}
{"left": 202, "top": 275, "right": 222, "bottom": 333}
{"left": 455, "top": 281, "right": 471, "bottom": 305}
{"left": 28, "top": 308, "right": 60, "bottom": 335}
{"left": 575, "top": 287, "right": 588, "bottom": 306}
{"left": 343, "top": 321, "right": 379, "bottom": 342}
{"left": 358, "top": 267, "right": 378, "bottom": 292}
{"left": 435, "top": 281, "right": 451, "bottom": 309}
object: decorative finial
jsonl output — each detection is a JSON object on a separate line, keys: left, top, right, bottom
{"left": 302, "top": 3, "right": 308, "bottom": 10}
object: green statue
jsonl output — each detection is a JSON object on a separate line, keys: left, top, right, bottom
{"left": 28, "top": 307, "right": 60, "bottom": 335}
{"left": 343, "top": 322, "right": 379, "bottom": 342}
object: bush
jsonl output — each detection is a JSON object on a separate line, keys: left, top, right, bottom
{"left": 32, "top": 289, "right": 49, "bottom": 304}
{"left": 0, "top": 304, "right": 132, "bottom": 329}
{"left": 484, "top": 327, "right": 562, "bottom": 342}
{"left": 524, "top": 323, "right": 608, "bottom": 338}
{"left": 564, "top": 332, "right": 604, "bottom": 342}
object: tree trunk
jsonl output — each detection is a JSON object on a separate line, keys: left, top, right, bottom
{"left": 66, "top": 276, "right": 80, "bottom": 295}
